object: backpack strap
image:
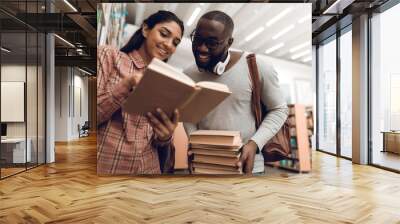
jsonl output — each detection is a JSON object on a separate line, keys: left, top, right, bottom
{"left": 246, "top": 53, "right": 263, "bottom": 129}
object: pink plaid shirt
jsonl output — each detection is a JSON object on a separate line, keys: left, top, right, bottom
{"left": 97, "top": 46, "right": 173, "bottom": 175}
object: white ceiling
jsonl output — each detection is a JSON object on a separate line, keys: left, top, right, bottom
{"left": 125, "top": 3, "right": 312, "bottom": 65}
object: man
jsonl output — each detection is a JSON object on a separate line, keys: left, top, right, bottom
{"left": 183, "top": 11, "right": 288, "bottom": 174}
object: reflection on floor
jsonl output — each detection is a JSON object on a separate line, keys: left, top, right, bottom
{"left": 0, "top": 163, "right": 41, "bottom": 179}
{"left": 0, "top": 134, "right": 400, "bottom": 223}
{"left": 0, "top": 167, "right": 25, "bottom": 177}
{"left": 373, "top": 150, "right": 400, "bottom": 171}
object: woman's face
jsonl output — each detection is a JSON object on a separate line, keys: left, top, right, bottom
{"left": 143, "top": 21, "right": 182, "bottom": 61}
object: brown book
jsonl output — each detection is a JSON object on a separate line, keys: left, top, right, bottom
{"left": 288, "top": 116, "right": 296, "bottom": 127}
{"left": 289, "top": 127, "right": 296, "bottom": 136}
{"left": 122, "top": 58, "right": 231, "bottom": 123}
{"left": 189, "top": 130, "right": 241, "bottom": 146}
{"left": 191, "top": 148, "right": 240, "bottom": 157}
{"left": 193, "top": 167, "right": 242, "bottom": 175}
{"left": 192, "top": 162, "right": 242, "bottom": 172}
{"left": 190, "top": 143, "right": 242, "bottom": 151}
{"left": 288, "top": 105, "right": 295, "bottom": 116}
{"left": 193, "top": 154, "right": 240, "bottom": 167}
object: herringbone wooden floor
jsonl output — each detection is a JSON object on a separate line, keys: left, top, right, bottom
{"left": 1, "top": 134, "right": 400, "bottom": 224}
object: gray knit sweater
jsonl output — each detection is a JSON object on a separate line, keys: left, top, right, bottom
{"left": 183, "top": 52, "right": 288, "bottom": 173}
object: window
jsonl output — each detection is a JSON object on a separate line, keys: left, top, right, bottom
{"left": 371, "top": 2, "right": 400, "bottom": 171}
{"left": 317, "top": 36, "right": 337, "bottom": 154}
{"left": 339, "top": 28, "right": 352, "bottom": 158}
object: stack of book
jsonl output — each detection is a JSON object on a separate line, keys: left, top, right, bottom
{"left": 189, "top": 130, "right": 243, "bottom": 174}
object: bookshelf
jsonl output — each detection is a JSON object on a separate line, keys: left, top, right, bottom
{"left": 97, "top": 3, "right": 127, "bottom": 47}
{"left": 305, "top": 105, "right": 314, "bottom": 148}
{"left": 266, "top": 104, "right": 312, "bottom": 173}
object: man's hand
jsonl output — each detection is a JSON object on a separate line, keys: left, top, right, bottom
{"left": 146, "top": 108, "right": 179, "bottom": 141}
{"left": 237, "top": 140, "right": 258, "bottom": 174}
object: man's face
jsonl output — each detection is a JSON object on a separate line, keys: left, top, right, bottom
{"left": 191, "top": 18, "right": 231, "bottom": 72}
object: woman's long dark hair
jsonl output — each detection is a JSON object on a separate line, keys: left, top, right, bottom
{"left": 120, "top": 10, "right": 184, "bottom": 54}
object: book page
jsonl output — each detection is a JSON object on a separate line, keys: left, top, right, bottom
{"left": 179, "top": 83, "right": 231, "bottom": 123}
{"left": 190, "top": 130, "right": 240, "bottom": 137}
{"left": 150, "top": 58, "right": 195, "bottom": 87}
{"left": 196, "top": 81, "right": 230, "bottom": 93}
{"left": 123, "top": 59, "right": 197, "bottom": 118}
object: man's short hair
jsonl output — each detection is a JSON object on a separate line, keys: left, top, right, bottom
{"left": 200, "top": 10, "right": 234, "bottom": 37}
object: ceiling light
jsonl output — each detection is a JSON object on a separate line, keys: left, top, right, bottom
{"left": 323, "top": 0, "right": 352, "bottom": 14}
{"left": 291, "top": 50, "right": 310, "bottom": 60}
{"left": 63, "top": 0, "right": 78, "bottom": 12}
{"left": 324, "top": 1, "right": 342, "bottom": 14}
{"left": 265, "top": 42, "right": 285, "bottom": 54}
{"left": 187, "top": 7, "right": 201, "bottom": 26}
{"left": 302, "top": 56, "right": 312, "bottom": 62}
{"left": 272, "top": 24, "right": 295, "bottom": 40}
{"left": 298, "top": 15, "right": 310, "bottom": 24}
{"left": 266, "top": 8, "right": 293, "bottom": 27}
{"left": 289, "top": 42, "right": 309, "bottom": 53}
{"left": 245, "top": 27, "right": 265, "bottom": 42}
{"left": 1, "top": 47, "right": 11, "bottom": 53}
{"left": 78, "top": 67, "right": 93, "bottom": 76}
{"left": 54, "top": 34, "right": 75, "bottom": 48}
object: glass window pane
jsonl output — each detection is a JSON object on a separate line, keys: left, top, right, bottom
{"left": 1, "top": 31, "right": 27, "bottom": 177}
{"left": 318, "top": 37, "right": 337, "bottom": 154}
{"left": 371, "top": 3, "right": 400, "bottom": 171}
{"left": 38, "top": 32, "right": 45, "bottom": 165}
{"left": 340, "top": 28, "right": 352, "bottom": 158}
{"left": 27, "top": 31, "right": 38, "bottom": 169}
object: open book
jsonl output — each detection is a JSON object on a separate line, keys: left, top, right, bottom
{"left": 122, "top": 58, "right": 231, "bottom": 123}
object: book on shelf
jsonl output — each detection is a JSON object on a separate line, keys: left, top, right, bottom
{"left": 307, "top": 118, "right": 313, "bottom": 129}
{"left": 189, "top": 130, "right": 241, "bottom": 146}
{"left": 289, "top": 127, "right": 296, "bottom": 136}
{"left": 288, "top": 105, "right": 295, "bottom": 116}
{"left": 290, "top": 137, "right": 298, "bottom": 148}
{"left": 288, "top": 116, "right": 296, "bottom": 127}
{"left": 265, "top": 104, "right": 311, "bottom": 173}
{"left": 122, "top": 58, "right": 231, "bottom": 123}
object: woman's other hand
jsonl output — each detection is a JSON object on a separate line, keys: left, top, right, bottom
{"left": 147, "top": 108, "right": 179, "bottom": 141}
{"left": 122, "top": 69, "right": 144, "bottom": 89}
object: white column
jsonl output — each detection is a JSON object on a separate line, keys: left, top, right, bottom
{"left": 46, "top": 33, "right": 55, "bottom": 163}
{"left": 352, "top": 14, "right": 369, "bottom": 164}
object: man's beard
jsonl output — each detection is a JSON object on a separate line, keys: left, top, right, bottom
{"left": 195, "top": 51, "right": 226, "bottom": 73}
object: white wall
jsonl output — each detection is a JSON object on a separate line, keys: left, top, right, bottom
{"left": 1, "top": 64, "right": 46, "bottom": 163}
{"left": 54, "top": 67, "right": 89, "bottom": 141}
{"left": 1, "top": 65, "right": 43, "bottom": 137}
{"left": 257, "top": 55, "right": 313, "bottom": 105}
{"left": 55, "top": 67, "right": 68, "bottom": 141}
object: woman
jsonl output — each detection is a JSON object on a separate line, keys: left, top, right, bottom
{"left": 97, "top": 10, "right": 184, "bottom": 175}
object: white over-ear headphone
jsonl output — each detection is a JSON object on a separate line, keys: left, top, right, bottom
{"left": 213, "top": 51, "right": 231, "bottom": 75}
